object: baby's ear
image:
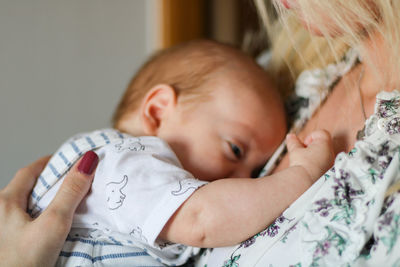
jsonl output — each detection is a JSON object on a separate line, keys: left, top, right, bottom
{"left": 140, "top": 84, "right": 177, "bottom": 135}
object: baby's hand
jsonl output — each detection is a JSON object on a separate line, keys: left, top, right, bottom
{"left": 286, "top": 130, "right": 335, "bottom": 182}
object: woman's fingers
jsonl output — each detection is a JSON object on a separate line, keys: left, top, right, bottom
{"left": 34, "top": 151, "right": 98, "bottom": 266}
{"left": 2, "top": 155, "right": 51, "bottom": 209}
{"left": 41, "top": 151, "right": 98, "bottom": 225}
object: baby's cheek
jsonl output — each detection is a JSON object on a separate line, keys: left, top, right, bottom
{"left": 194, "top": 156, "right": 232, "bottom": 181}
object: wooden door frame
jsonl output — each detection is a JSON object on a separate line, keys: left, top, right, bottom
{"left": 161, "top": 0, "right": 205, "bottom": 48}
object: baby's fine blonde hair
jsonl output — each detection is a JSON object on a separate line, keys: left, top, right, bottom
{"left": 113, "top": 39, "right": 268, "bottom": 129}
{"left": 255, "top": 0, "right": 400, "bottom": 195}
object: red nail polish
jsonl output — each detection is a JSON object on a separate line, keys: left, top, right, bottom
{"left": 78, "top": 151, "right": 99, "bottom": 175}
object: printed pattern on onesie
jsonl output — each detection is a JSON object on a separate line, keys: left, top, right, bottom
{"left": 75, "top": 135, "right": 208, "bottom": 248}
{"left": 29, "top": 129, "right": 207, "bottom": 266}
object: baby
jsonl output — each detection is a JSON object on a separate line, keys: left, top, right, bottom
{"left": 29, "top": 40, "right": 334, "bottom": 266}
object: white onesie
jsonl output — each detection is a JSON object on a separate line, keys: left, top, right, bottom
{"left": 29, "top": 129, "right": 207, "bottom": 266}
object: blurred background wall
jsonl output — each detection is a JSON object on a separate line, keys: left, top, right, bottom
{"left": 0, "top": 0, "right": 264, "bottom": 188}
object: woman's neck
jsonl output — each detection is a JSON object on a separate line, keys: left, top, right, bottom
{"left": 359, "top": 31, "right": 400, "bottom": 98}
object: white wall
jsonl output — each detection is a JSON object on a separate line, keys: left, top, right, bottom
{"left": 0, "top": 0, "right": 158, "bottom": 187}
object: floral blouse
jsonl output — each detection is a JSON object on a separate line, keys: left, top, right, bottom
{"left": 197, "top": 50, "right": 400, "bottom": 267}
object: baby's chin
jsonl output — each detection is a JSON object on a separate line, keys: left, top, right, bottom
{"left": 190, "top": 171, "right": 220, "bottom": 182}
{"left": 193, "top": 175, "right": 219, "bottom": 182}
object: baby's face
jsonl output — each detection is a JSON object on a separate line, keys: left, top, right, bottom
{"left": 158, "top": 69, "right": 287, "bottom": 181}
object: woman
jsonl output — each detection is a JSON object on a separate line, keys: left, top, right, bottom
{"left": 2, "top": 0, "right": 400, "bottom": 266}
{"left": 201, "top": 0, "right": 400, "bottom": 266}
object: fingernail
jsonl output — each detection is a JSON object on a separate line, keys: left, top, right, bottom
{"left": 286, "top": 133, "right": 294, "bottom": 139}
{"left": 78, "top": 151, "right": 99, "bottom": 175}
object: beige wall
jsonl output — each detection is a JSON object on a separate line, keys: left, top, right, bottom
{"left": 0, "top": 0, "right": 157, "bottom": 187}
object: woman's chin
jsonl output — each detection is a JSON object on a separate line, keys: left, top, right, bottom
{"left": 299, "top": 18, "right": 344, "bottom": 38}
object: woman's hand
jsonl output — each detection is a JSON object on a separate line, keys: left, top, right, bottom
{"left": 0, "top": 151, "right": 98, "bottom": 267}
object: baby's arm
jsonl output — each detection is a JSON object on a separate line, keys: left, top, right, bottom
{"left": 159, "top": 130, "right": 335, "bottom": 248}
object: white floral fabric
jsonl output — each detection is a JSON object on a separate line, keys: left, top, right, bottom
{"left": 200, "top": 50, "right": 400, "bottom": 267}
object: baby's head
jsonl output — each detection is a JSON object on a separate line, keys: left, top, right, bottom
{"left": 113, "top": 40, "right": 287, "bottom": 180}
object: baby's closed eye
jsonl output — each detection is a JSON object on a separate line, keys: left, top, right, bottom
{"left": 225, "top": 141, "right": 244, "bottom": 161}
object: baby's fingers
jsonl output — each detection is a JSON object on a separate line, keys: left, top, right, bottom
{"left": 286, "top": 133, "right": 305, "bottom": 152}
{"left": 304, "top": 130, "right": 332, "bottom": 146}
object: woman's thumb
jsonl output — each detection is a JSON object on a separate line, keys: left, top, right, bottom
{"left": 42, "top": 151, "right": 98, "bottom": 222}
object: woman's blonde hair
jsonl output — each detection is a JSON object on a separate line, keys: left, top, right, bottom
{"left": 255, "top": 0, "right": 400, "bottom": 195}
{"left": 255, "top": 0, "right": 400, "bottom": 97}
